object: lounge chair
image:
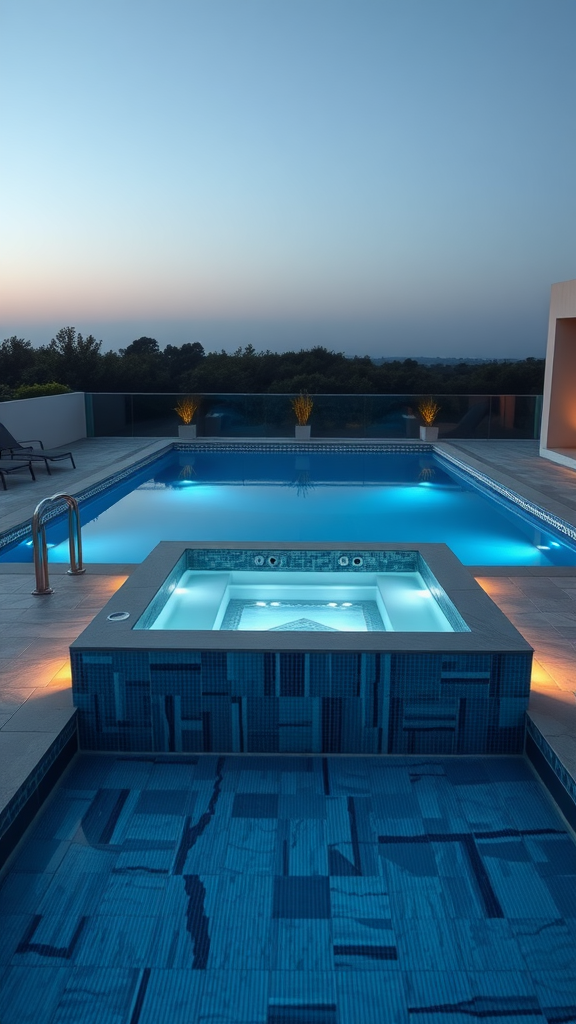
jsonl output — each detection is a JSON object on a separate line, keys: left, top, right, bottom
{"left": 0, "top": 423, "right": 76, "bottom": 474}
{"left": 0, "top": 458, "right": 36, "bottom": 489}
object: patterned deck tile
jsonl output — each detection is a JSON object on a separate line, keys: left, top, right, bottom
{"left": 49, "top": 966, "right": 140, "bottom": 1024}
{"left": 0, "top": 754, "right": 574, "bottom": 1023}
{"left": 510, "top": 918, "right": 576, "bottom": 974}
{"left": 0, "top": 965, "right": 69, "bottom": 1024}
{"left": 404, "top": 968, "right": 473, "bottom": 1024}
{"left": 336, "top": 971, "right": 408, "bottom": 1024}
{"left": 452, "top": 919, "right": 527, "bottom": 972}
{"left": 198, "top": 969, "right": 269, "bottom": 1023}
{"left": 270, "top": 919, "right": 334, "bottom": 972}
{"left": 137, "top": 968, "right": 205, "bottom": 1024}
{"left": 0, "top": 916, "right": 33, "bottom": 966}
{"left": 72, "top": 914, "right": 158, "bottom": 969}
{"left": 394, "top": 916, "right": 465, "bottom": 972}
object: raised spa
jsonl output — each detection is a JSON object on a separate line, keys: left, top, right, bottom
{"left": 138, "top": 569, "right": 457, "bottom": 632}
{"left": 71, "top": 543, "right": 532, "bottom": 756}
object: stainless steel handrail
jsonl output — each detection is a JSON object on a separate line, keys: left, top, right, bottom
{"left": 31, "top": 493, "right": 86, "bottom": 595}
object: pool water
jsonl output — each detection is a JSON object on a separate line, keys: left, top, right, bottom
{"left": 3, "top": 448, "right": 576, "bottom": 566}
{"left": 0, "top": 753, "right": 574, "bottom": 1022}
{"left": 142, "top": 569, "right": 456, "bottom": 632}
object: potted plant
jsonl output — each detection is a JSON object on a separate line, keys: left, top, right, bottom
{"left": 418, "top": 398, "right": 440, "bottom": 441}
{"left": 175, "top": 396, "right": 200, "bottom": 439}
{"left": 291, "top": 393, "right": 313, "bottom": 439}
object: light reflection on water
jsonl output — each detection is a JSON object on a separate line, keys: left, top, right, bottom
{"left": 3, "top": 450, "right": 575, "bottom": 566}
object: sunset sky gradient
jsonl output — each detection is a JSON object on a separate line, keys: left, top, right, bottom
{"left": 1, "top": 0, "right": 574, "bottom": 356}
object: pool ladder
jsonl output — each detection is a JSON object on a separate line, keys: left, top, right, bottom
{"left": 31, "top": 493, "right": 86, "bottom": 595}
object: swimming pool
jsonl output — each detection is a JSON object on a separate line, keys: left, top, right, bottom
{"left": 2, "top": 445, "right": 576, "bottom": 566}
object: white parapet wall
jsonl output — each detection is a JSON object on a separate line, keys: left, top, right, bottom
{"left": 540, "top": 279, "right": 576, "bottom": 469}
{"left": 0, "top": 392, "right": 87, "bottom": 449}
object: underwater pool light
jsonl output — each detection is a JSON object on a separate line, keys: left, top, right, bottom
{"left": 536, "top": 545, "right": 550, "bottom": 551}
{"left": 550, "top": 541, "right": 561, "bottom": 548}
{"left": 256, "top": 601, "right": 267, "bottom": 607}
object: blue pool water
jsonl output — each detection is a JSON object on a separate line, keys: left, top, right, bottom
{"left": 3, "top": 448, "right": 576, "bottom": 566}
{"left": 0, "top": 753, "right": 574, "bottom": 1023}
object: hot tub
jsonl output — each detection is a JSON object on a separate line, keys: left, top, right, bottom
{"left": 71, "top": 542, "right": 532, "bottom": 756}
{"left": 139, "top": 568, "right": 459, "bottom": 632}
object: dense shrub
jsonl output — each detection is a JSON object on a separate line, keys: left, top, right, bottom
{"left": 13, "top": 382, "right": 73, "bottom": 399}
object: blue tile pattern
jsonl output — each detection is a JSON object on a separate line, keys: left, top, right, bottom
{"left": 0, "top": 753, "right": 574, "bottom": 1023}
{"left": 0, "top": 717, "right": 78, "bottom": 870}
{"left": 438, "top": 448, "right": 576, "bottom": 547}
{"left": 525, "top": 717, "right": 576, "bottom": 830}
{"left": 71, "top": 649, "right": 532, "bottom": 755}
{"left": 219, "top": 599, "right": 386, "bottom": 632}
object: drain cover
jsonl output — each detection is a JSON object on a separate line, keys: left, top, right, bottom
{"left": 107, "top": 611, "right": 130, "bottom": 621}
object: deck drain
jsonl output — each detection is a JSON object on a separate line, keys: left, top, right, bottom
{"left": 107, "top": 611, "right": 130, "bottom": 621}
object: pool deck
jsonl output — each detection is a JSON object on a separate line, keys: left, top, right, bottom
{"left": 1, "top": 437, "right": 575, "bottom": 847}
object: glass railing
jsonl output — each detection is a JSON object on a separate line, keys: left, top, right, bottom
{"left": 85, "top": 393, "right": 543, "bottom": 440}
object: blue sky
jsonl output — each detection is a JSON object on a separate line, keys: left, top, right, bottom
{"left": 1, "top": 0, "right": 574, "bottom": 357}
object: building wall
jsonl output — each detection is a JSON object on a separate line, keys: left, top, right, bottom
{"left": 0, "top": 392, "right": 87, "bottom": 448}
{"left": 540, "top": 279, "right": 576, "bottom": 457}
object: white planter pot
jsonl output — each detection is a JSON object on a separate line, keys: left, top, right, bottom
{"left": 178, "top": 424, "right": 197, "bottom": 439}
{"left": 419, "top": 425, "right": 439, "bottom": 441}
{"left": 295, "top": 424, "right": 311, "bottom": 439}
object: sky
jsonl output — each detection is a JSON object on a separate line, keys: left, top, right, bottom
{"left": 1, "top": 0, "right": 574, "bottom": 359}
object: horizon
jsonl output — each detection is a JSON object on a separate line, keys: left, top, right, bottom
{"left": 1, "top": 0, "right": 574, "bottom": 358}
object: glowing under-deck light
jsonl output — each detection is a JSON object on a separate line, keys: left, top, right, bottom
{"left": 550, "top": 541, "right": 561, "bottom": 548}
{"left": 256, "top": 601, "right": 267, "bottom": 607}
{"left": 536, "top": 545, "right": 550, "bottom": 551}
{"left": 328, "top": 602, "right": 338, "bottom": 607}
{"left": 342, "top": 602, "right": 352, "bottom": 607}
{"left": 271, "top": 602, "right": 280, "bottom": 606}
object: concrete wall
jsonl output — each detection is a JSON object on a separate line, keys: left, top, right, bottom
{"left": 0, "top": 392, "right": 87, "bottom": 449}
{"left": 540, "top": 279, "right": 576, "bottom": 464}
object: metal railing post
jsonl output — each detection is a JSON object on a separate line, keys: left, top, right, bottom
{"left": 31, "top": 493, "right": 86, "bottom": 595}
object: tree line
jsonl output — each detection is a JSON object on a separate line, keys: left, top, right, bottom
{"left": 0, "top": 327, "right": 545, "bottom": 397}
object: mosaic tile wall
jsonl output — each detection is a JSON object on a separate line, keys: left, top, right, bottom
{"left": 1, "top": 753, "right": 574, "bottom": 1023}
{"left": 525, "top": 717, "right": 576, "bottom": 831}
{"left": 71, "top": 650, "right": 532, "bottom": 755}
